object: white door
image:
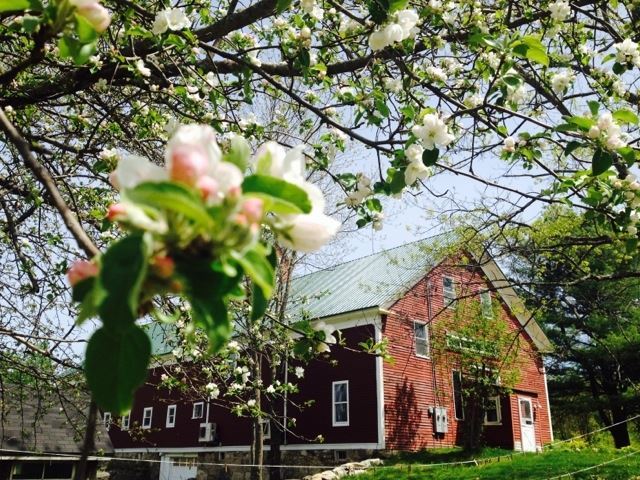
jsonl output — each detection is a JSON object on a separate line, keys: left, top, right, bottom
{"left": 518, "top": 397, "right": 536, "bottom": 452}
{"left": 159, "top": 456, "right": 198, "bottom": 480}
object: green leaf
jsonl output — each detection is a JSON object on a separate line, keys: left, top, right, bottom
{"left": 617, "top": 146, "right": 637, "bottom": 166}
{"left": 242, "top": 174, "right": 312, "bottom": 214}
{"left": 223, "top": 135, "right": 250, "bottom": 171}
{"left": 524, "top": 47, "right": 549, "bottom": 67}
{"left": 275, "top": 0, "right": 293, "bottom": 14}
{"left": 387, "top": 168, "right": 405, "bottom": 194}
{"left": 592, "top": 148, "right": 613, "bottom": 176}
{"left": 422, "top": 147, "right": 439, "bottom": 166}
{"left": 57, "top": 35, "right": 97, "bottom": 65}
{"left": 232, "top": 244, "right": 275, "bottom": 299}
{"left": 388, "top": 0, "right": 407, "bottom": 12}
{"left": 613, "top": 109, "right": 639, "bottom": 125}
{"left": 125, "top": 181, "right": 213, "bottom": 228}
{"left": 366, "top": 0, "right": 389, "bottom": 24}
{"left": 73, "top": 277, "right": 106, "bottom": 325}
{"left": 0, "top": 0, "right": 29, "bottom": 11}
{"left": 75, "top": 14, "right": 97, "bottom": 43}
{"left": 587, "top": 101, "right": 600, "bottom": 117}
{"left": 366, "top": 198, "right": 382, "bottom": 212}
{"left": 563, "top": 141, "right": 583, "bottom": 157}
{"left": 565, "top": 116, "right": 595, "bottom": 131}
{"left": 511, "top": 36, "right": 549, "bottom": 67}
{"left": 85, "top": 325, "right": 151, "bottom": 414}
{"left": 177, "top": 259, "right": 236, "bottom": 353}
{"left": 98, "top": 234, "right": 148, "bottom": 330}
{"left": 613, "top": 62, "right": 625, "bottom": 75}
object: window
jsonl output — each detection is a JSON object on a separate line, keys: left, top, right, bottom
{"left": 12, "top": 462, "right": 74, "bottom": 479}
{"left": 142, "top": 407, "right": 153, "bottom": 429}
{"left": 413, "top": 322, "right": 429, "bottom": 358}
{"left": 261, "top": 419, "right": 271, "bottom": 440}
{"left": 484, "top": 396, "right": 502, "bottom": 425}
{"left": 192, "top": 402, "right": 204, "bottom": 419}
{"left": 442, "top": 276, "right": 456, "bottom": 307}
{"left": 452, "top": 371, "right": 464, "bottom": 420}
{"left": 332, "top": 381, "right": 349, "bottom": 426}
{"left": 166, "top": 405, "right": 177, "bottom": 428}
{"left": 480, "top": 291, "right": 492, "bottom": 318}
{"left": 121, "top": 413, "right": 130, "bottom": 431}
{"left": 103, "top": 412, "right": 111, "bottom": 429}
{"left": 335, "top": 450, "right": 348, "bottom": 461}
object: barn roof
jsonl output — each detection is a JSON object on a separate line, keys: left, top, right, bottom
{"left": 288, "top": 233, "right": 453, "bottom": 320}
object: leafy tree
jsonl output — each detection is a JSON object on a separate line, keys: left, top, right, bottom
{"left": 431, "top": 286, "right": 522, "bottom": 451}
{"left": 510, "top": 207, "right": 640, "bottom": 448}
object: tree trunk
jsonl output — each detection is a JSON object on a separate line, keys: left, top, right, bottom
{"left": 609, "top": 402, "right": 631, "bottom": 448}
{"left": 462, "top": 396, "right": 484, "bottom": 452}
{"left": 250, "top": 354, "right": 264, "bottom": 480}
{"left": 268, "top": 362, "right": 285, "bottom": 480}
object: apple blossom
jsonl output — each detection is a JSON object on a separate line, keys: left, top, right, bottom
{"left": 152, "top": 8, "right": 191, "bottom": 35}
{"left": 548, "top": 1, "right": 571, "bottom": 22}
{"left": 110, "top": 155, "right": 167, "bottom": 190}
{"left": 67, "top": 260, "right": 99, "bottom": 286}
{"left": 135, "top": 59, "right": 151, "bottom": 77}
{"left": 503, "top": 136, "right": 516, "bottom": 153}
{"left": 168, "top": 145, "right": 210, "bottom": 185}
{"left": 614, "top": 38, "right": 640, "bottom": 67}
{"left": 69, "top": 0, "right": 111, "bottom": 32}
{"left": 313, "top": 321, "right": 337, "bottom": 352}
{"left": 294, "top": 366, "right": 305, "bottom": 378}
{"left": 411, "top": 113, "right": 455, "bottom": 150}
{"left": 551, "top": 70, "right": 575, "bottom": 94}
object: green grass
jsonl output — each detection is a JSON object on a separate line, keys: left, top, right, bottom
{"left": 361, "top": 444, "right": 640, "bottom": 479}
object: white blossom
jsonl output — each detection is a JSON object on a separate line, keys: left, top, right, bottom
{"left": 503, "top": 136, "right": 516, "bottom": 153}
{"left": 411, "top": 113, "right": 455, "bottom": 150}
{"left": 206, "top": 382, "right": 220, "bottom": 398}
{"left": 152, "top": 8, "right": 191, "bottom": 35}
{"left": 294, "top": 366, "right": 305, "bottom": 378}
{"left": 614, "top": 38, "right": 640, "bottom": 67}
{"left": 551, "top": 70, "right": 575, "bottom": 94}
{"left": 548, "top": 1, "right": 571, "bottom": 22}
{"left": 135, "top": 59, "right": 151, "bottom": 77}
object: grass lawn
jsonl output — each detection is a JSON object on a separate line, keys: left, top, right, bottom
{"left": 359, "top": 445, "right": 640, "bottom": 479}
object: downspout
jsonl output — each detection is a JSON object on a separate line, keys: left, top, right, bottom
{"left": 283, "top": 359, "right": 288, "bottom": 445}
{"left": 426, "top": 279, "right": 442, "bottom": 442}
{"left": 542, "top": 363, "right": 554, "bottom": 442}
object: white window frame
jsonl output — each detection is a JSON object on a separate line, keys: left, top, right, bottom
{"left": 103, "top": 412, "right": 111, "bottom": 429}
{"left": 484, "top": 396, "right": 502, "bottom": 425}
{"left": 142, "top": 407, "right": 153, "bottom": 429}
{"left": 452, "top": 370, "right": 464, "bottom": 421}
{"left": 480, "top": 291, "right": 493, "bottom": 318}
{"left": 413, "top": 321, "right": 430, "bottom": 358}
{"left": 166, "top": 404, "right": 177, "bottom": 428}
{"left": 121, "top": 413, "right": 130, "bottom": 431}
{"left": 332, "top": 380, "right": 349, "bottom": 427}
{"left": 192, "top": 401, "right": 204, "bottom": 419}
{"left": 261, "top": 419, "right": 271, "bottom": 440}
{"left": 442, "top": 276, "right": 456, "bottom": 308}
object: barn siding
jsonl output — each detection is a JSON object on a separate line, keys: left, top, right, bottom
{"left": 109, "top": 325, "right": 378, "bottom": 449}
{"left": 382, "top": 261, "right": 553, "bottom": 451}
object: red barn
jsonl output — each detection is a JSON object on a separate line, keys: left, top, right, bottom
{"left": 107, "top": 237, "right": 553, "bottom": 479}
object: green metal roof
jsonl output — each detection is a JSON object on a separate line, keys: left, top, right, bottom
{"left": 144, "top": 321, "right": 177, "bottom": 356}
{"left": 288, "top": 233, "right": 454, "bottom": 320}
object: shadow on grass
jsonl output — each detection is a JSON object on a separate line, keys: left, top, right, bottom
{"left": 387, "top": 447, "right": 514, "bottom": 465}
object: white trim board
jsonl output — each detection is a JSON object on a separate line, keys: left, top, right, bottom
{"left": 115, "top": 442, "right": 382, "bottom": 455}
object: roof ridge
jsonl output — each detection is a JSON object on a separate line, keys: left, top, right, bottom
{"left": 292, "top": 230, "right": 449, "bottom": 280}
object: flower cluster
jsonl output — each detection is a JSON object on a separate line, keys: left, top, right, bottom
{"left": 588, "top": 112, "right": 627, "bottom": 151}
{"left": 548, "top": 1, "right": 571, "bottom": 22}
{"left": 551, "top": 70, "right": 575, "bottom": 94}
{"left": 345, "top": 174, "right": 372, "bottom": 206}
{"left": 614, "top": 39, "right": 640, "bottom": 68}
{"left": 404, "top": 143, "right": 431, "bottom": 185}
{"left": 368, "top": 9, "right": 419, "bottom": 51}
{"left": 411, "top": 113, "right": 455, "bottom": 150}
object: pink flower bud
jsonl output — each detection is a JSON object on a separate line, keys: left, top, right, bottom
{"left": 72, "top": 0, "right": 111, "bottom": 32}
{"left": 107, "top": 203, "right": 127, "bottom": 222}
{"left": 152, "top": 255, "right": 175, "bottom": 279}
{"left": 67, "top": 260, "right": 99, "bottom": 287}
{"left": 227, "top": 185, "right": 242, "bottom": 200}
{"left": 241, "top": 198, "right": 264, "bottom": 224}
{"left": 196, "top": 175, "right": 219, "bottom": 201}
{"left": 169, "top": 145, "right": 209, "bottom": 185}
{"left": 234, "top": 213, "right": 249, "bottom": 227}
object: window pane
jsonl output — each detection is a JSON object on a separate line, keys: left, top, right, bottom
{"left": 13, "top": 463, "right": 44, "bottom": 479}
{"left": 334, "top": 383, "right": 347, "bottom": 402}
{"left": 334, "top": 403, "right": 348, "bottom": 423}
{"left": 44, "top": 463, "right": 74, "bottom": 479}
{"left": 414, "top": 323, "right": 426, "bottom": 339}
{"left": 520, "top": 399, "right": 532, "bottom": 420}
{"left": 452, "top": 372, "right": 464, "bottom": 420}
{"left": 443, "top": 277, "right": 453, "bottom": 289}
{"left": 416, "top": 339, "right": 428, "bottom": 357}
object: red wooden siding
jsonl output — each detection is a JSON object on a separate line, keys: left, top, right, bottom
{"left": 382, "top": 261, "right": 552, "bottom": 451}
{"left": 109, "top": 325, "right": 378, "bottom": 449}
